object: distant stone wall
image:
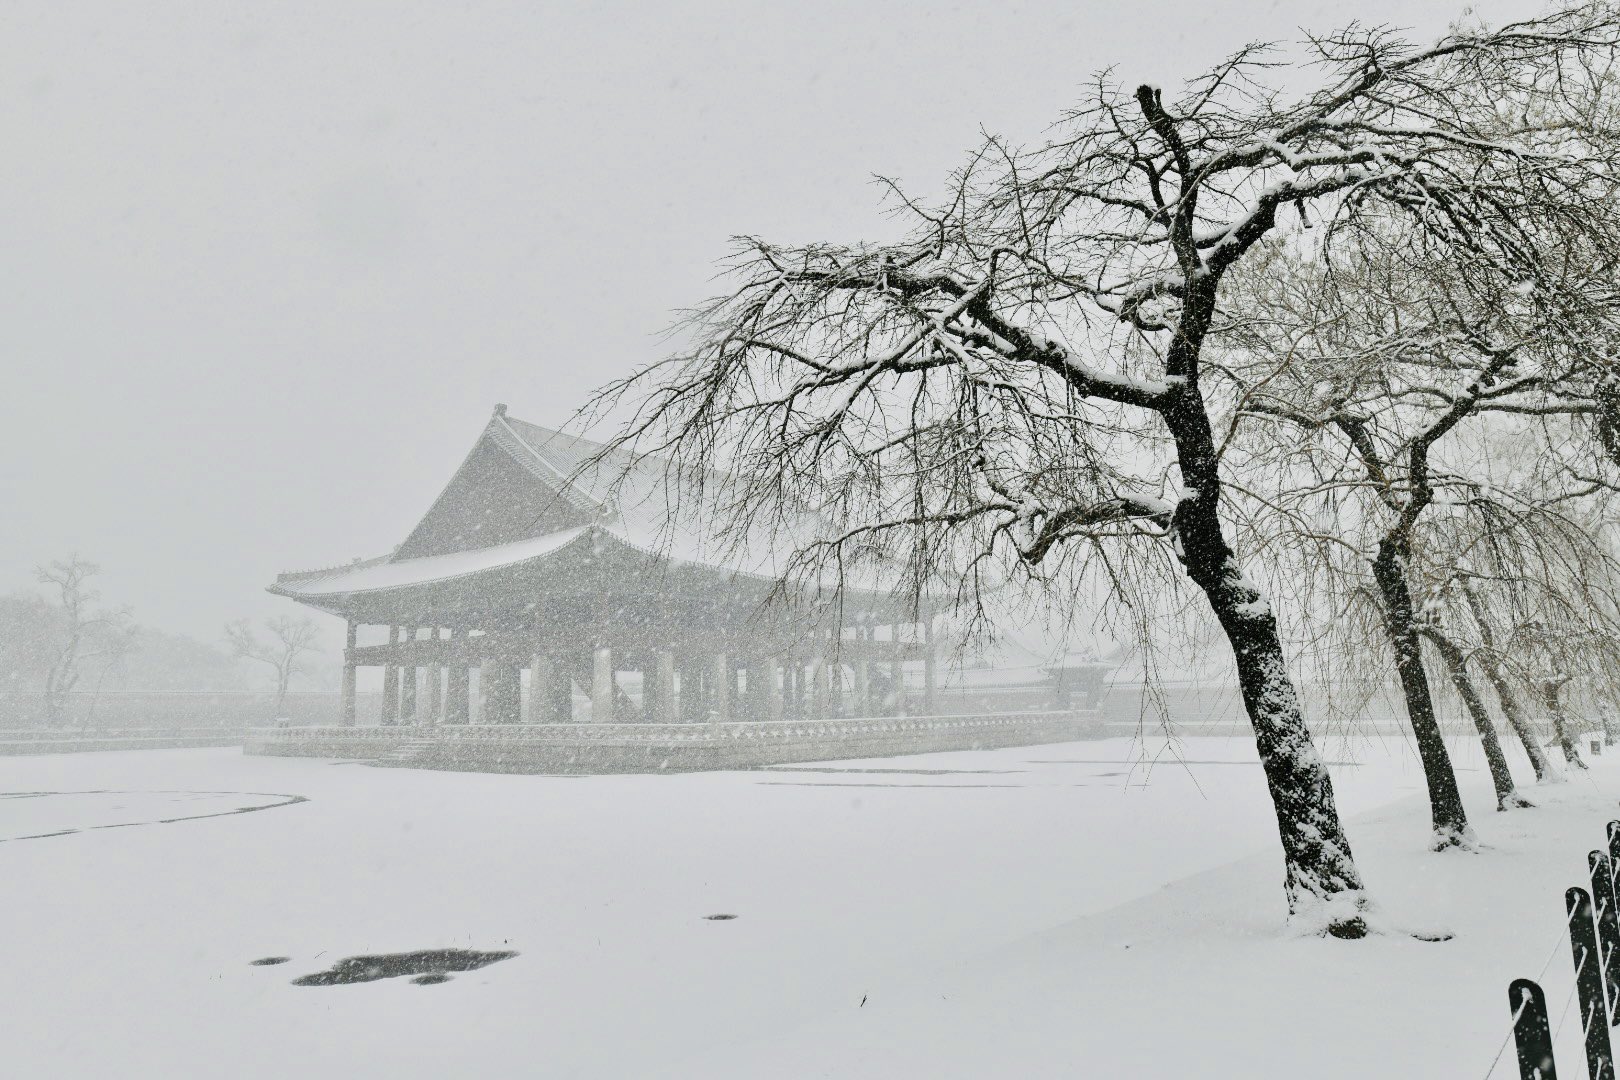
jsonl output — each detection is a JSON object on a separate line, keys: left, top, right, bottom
{"left": 0, "top": 728, "right": 246, "bottom": 754}
{"left": 246, "top": 711, "right": 1102, "bottom": 773}
{"left": 0, "top": 691, "right": 374, "bottom": 731}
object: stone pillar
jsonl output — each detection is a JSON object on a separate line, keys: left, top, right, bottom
{"left": 922, "top": 617, "right": 938, "bottom": 716}
{"left": 445, "top": 630, "right": 471, "bottom": 725}
{"left": 826, "top": 638, "right": 843, "bottom": 718}
{"left": 655, "top": 651, "right": 677, "bottom": 723}
{"left": 525, "top": 652, "right": 545, "bottom": 723}
{"left": 811, "top": 654, "right": 830, "bottom": 720}
{"left": 399, "top": 628, "right": 418, "bottom": 723}
{"left": 712, "top": 652, "right": 730, "bottom": 724}
{"left": 341, "top": 620, "right": 358, "bottom": 727}
{"left": 890, "top": 622, "right": 907, "bottom": 717}
{"left": 744, "top": 657, "right": 768, "bottom": 720}
{"left": 483, "top": 659, "right": 521, "bottom": 725}
{"left": 592, "top": 646, "right": 615, "bottom": 723}
{"left": 548, "top": 655, "right": 575, "bottom": 722}
{"left": 380, "top": 626, "right": 401, "bottom": 725}
{"left": 677, "top": 659, "right": 700, "bottom": 722}
{"left": 765, "top": 655, "right": 784, "bottom": 721}
{"left": 853, "top": 629, "right": 870, "bottom": 718}
{"left": 424, "top": 633, "right": 442, "bottom": 726}
{"left": 786, "top": 660, "right": 801, "bottom": 720}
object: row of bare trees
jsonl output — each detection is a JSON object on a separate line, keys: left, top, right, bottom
{"left": 593, "top": 6, "right": 1620, "bottom": 937}
{"left": 5, "top": 555, "right": 322, "bottom": 725}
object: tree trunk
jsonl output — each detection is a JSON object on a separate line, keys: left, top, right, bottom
{"left": 1165, "top": 372, "right": 1369, "bottom": 936}
{"left": 1541, "top": 679, "right": 1588, "bottom": 770}
{"left": 1459, "top": 586, "right": 1554, "bottom": 782}
{"left": 1370, "top": 540, "right": 1471, "bottom": 848}
{"left": 1424, "top": 630, "right": 1529, "bottom": 810}
{"left": 1477, "top": 659, "right": 1556, "bottom": 782}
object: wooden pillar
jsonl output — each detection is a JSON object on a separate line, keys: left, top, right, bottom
{"left": 655, "top": 651, "right": 677, "bottom": 723}
{"left": 341, "top": 620, "right": 358, "bottom": 727}
{"left": 890, "top": 622, "right": 906, "bottom": 717}
{"left": 380, "top": 626, "right": 401, "bottom": 725}
{"left": 592, "top": 646, "right": 615, "bottom": 723}
{"left": 923, "top": 616, "right": 938, "bottom": 717}
{"left": 445, "top": 630, "right": 470, "bottom": 725}
{"left": 712, "top": 652, "right": 730, "bottom": 723}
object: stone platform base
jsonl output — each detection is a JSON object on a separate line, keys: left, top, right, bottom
{"left": 245, "top": 712, "right": 1101, "bottom": 774}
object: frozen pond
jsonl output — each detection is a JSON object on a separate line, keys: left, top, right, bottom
{"left": 0, "top": 736, "right": 1525, "bottom": 1077}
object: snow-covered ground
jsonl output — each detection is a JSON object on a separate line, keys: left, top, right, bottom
{"left": 0, "top": 734, "right": 1611, "bottom": 1077}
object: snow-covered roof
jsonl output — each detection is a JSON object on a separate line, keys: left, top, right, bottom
{"left": 271, "top": 527, "right": 592, "bottom": 598}
{"left": 269, "top": 406, "right": 870, "bottom": 612}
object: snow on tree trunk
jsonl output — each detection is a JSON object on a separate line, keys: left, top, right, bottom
{"left": 1371, "top": 541, "right": 1472, "bottom": 848}
{"left": 1541, "top": 680, "right": 1588, "bottom": 771}
{"left": 1428, "top": 631, "right": 1528, "bottom": 811}
{"left": 1168, "top": 385, "right": 1368, "bottom": 935}
{"left": 1189, "top": 552, "right": 1369, "bottom": 935}
{"left": 1479, "top": 659, "right": 1557, "bottom": 783}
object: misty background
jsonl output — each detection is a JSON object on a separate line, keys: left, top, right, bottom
{"left": 0, "top": 0, "right": 1524, "bottom": 683}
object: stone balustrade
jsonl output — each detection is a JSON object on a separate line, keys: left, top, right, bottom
{"left": 246, "top": 710, "right": 1100, "bottom": 773}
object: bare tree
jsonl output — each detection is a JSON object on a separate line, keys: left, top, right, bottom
{"left": 593, "top": 11, "right": 1620, "bottom": 934}
{"left": 225, "top": 616, "right": 321, "bottom": 719}
{"left": 35, "top": 555, "right": 131, "bottom": 728}
{"left": 1225, "top": 251, "right": 1620, "bottom": 829}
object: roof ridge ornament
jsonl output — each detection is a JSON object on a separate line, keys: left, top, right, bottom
{"left": 493, "top": 402, "right": 507, "bottom": 418}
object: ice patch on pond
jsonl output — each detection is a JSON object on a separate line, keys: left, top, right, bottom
{"left": 290, "top": 949, "right": 518, "bottom": 987}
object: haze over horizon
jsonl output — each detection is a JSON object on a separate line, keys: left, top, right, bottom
{"left": 1, "top": 0, "right": 1525, "bottom": 644}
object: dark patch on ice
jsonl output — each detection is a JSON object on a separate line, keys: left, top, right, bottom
{"left": 0, "top": 790, "right": 307, "bottom": 843}
{"left": 292, "top": 948, "right": 517, "bottom": 986}
{"left": 250, "top": 956, "right": 290, "bottom": 966}
{"left": 704, "top": 914, "right": 738, "bottom": 921}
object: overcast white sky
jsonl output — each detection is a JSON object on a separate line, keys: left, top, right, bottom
{"left": 0, "top": 0, "right": 1531, "bottom": 644}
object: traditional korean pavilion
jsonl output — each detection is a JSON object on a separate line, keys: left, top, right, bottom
{"left": 268, "top": 405, "right": 940, "bottom": 732}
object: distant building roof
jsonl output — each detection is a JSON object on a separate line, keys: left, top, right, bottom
{"left": 269, "top": 407, "right": 886, "bottom": 621}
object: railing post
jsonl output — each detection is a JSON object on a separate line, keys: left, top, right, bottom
{"left": 1592, "top": 851, "right": 1620, "bottom": 1020}
{"left": 1510, "top": 978, "right": 1558, "bottom": 1080}
{"left": 1568, "top": 886, "right": 1616, "bottom": 1080}
{"left": 1607, "top": 822, "right": 1620, "bottom": 889}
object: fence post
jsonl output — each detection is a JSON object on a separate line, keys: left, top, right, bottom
{"left": 1593, "top": 852, "right": 1620, "bottom": 1021}
{"left": 1568, "top": 887, "right": 1617, "bottom": 1080}
{"left": 1511, "top": 978, "right": 1558, "bottom": 1080}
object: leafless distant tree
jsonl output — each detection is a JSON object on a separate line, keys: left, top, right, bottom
{"left": 35, "top": 555, "right": 132, "bottom": 728}
{"left": 592, "top": 11, "right": 1620, "bottom": 933}
{"left": 225, "top": 616, "right": 321, "bottom": 719}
